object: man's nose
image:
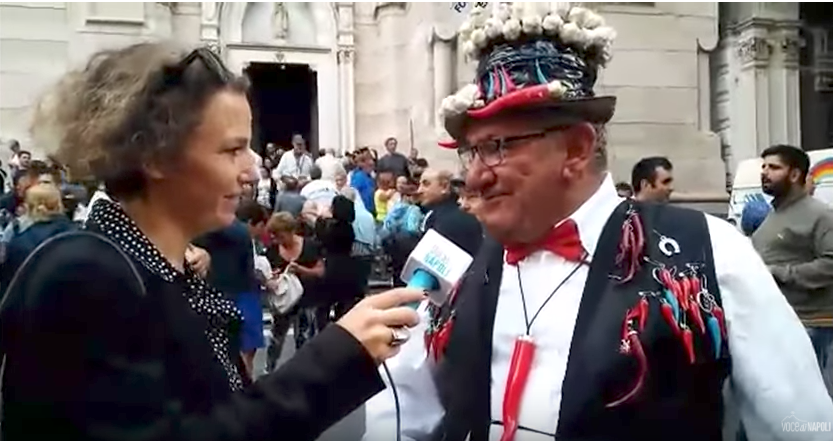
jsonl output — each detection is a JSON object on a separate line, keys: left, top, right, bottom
{"left": 464, "top": 157, "right": 495, "bottom": 191}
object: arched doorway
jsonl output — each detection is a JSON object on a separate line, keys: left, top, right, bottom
{"left": 216, "top": 2, "right": 341, "bottom": 158}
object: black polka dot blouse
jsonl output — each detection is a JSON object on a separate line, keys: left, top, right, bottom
{"left": 88, "top": 199, "right": 245, "bottom": 392}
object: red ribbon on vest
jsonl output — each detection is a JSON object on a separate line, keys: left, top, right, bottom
{"left": 505, "top": 219, "right": 583, "bottom": 265}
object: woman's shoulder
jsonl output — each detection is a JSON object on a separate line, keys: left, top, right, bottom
{"left": 8, "top": 231, "right": 147, "bottom": 302}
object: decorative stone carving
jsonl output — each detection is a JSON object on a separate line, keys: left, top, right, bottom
{"left": 736, "top": 36, "right": 771, "bottom": 66}
{"left": 337, "top": 48, "right": 354, "bottom": 64}
{"left": 273, "top": 2, "right": 289, "bottom": 41}
{"left": 780, "top": 35, "right": 802, "bottom": 65}
{"left": 205, "top": 41, "right": 221, "bottom": 55}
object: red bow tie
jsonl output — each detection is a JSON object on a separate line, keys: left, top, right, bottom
{"left": 505, "top": 219, "right": 584, "bottom": 265}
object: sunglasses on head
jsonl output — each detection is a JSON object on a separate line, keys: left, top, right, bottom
{"left": 157, "top": 47, "right": 234, "bottom": 92}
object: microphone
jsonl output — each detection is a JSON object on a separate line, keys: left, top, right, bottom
{"left": 400, "top": 229, "right": 474, "bottom": 308}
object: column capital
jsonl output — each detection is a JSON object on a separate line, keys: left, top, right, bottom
{"left": 374, "top": 2, "right": 407, "bottom": 19}
{"left": 780, "top": 34, "right": 803, "bottom": 66}
{"left": 736, "top": 35, "right": 772, "bottom": 68}
{"left": 337, "top": 47, "right": 355, "bottom": 64}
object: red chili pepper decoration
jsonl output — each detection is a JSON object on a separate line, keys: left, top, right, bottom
{"left": 431, "top": 319, "right": 455, "bottom": 362}
{"left": 658, "top": 267, "right": 673, "bottom": 289}
{"left": 691, "top": 275, "right": 702, "bottom": 295}
{"left": 678, "top": 276, "right": 692, "bottom": 311}
{"left": 711, "top": 305, "right": 727, "bottom": 339}
{"left": 669, "top": 278, "right": 690, "bottom": 312}
{"left": 688, "top": 298, "right": 706, "bottom": 335}
{"left": 606, "top": 330, "right": 648, "bottom": 408}
{"left": 616, "top": 222, "right": 632, "bottom": 265}
{"left": 637, "top": 297, "right": 649, "bottom": 332}
{"left": 500, "top": 335, "right": 536, "bottom": 441}
{"left": 631, "top": 212, "right": 645, "bottom": 260}
{"left": 660, "top": 302, "right": 681, "bottom": 336}
{"left": 682, "top": 327, "right": 696, "bottom": 364}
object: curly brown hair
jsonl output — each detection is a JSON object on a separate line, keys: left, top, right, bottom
{"left": 267, "top": 212, "right": 299, "bottom": 236}
{"left": 30, "top": 42, "right": 248, "bottom": 199}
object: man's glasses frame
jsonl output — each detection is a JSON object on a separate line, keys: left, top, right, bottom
{"left": 457, "top": 125, "right": 569, "bottom": 168}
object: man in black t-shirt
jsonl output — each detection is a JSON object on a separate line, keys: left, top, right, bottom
{"left": 376, "top": 137, "right": 410, "bottom": 178}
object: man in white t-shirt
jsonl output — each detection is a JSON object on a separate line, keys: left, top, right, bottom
{"left": 273, "top": 134, "right": 313, "bottom": 183}
{"left": 315, "top": 148, "right": 344, "bottom": 181}
{"left": 300, "top": 164, "right": 338, "bottom": 209}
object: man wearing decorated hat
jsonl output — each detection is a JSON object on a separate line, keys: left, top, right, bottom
{"left": 364, "top": 3, "right": 833, "bottom": 441}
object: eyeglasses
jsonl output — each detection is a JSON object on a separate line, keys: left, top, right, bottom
{"left": 457, "top": 126, "right": 569, "bottom": 168}
{"left": 158, "top": 47, "right": 234, "bottom": 92}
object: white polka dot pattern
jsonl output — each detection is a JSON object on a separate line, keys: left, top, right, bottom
{"left": 88, "top": 199, "right": 245, "bottom": 392}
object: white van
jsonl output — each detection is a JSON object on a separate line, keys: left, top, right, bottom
{"left": 727, "top": 148, "right": 833, "bottom": 227}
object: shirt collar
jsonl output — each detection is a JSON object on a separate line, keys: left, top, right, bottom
{"left": 86, "top": 198, "right": 185, "bottom": 283}
{"left": 562, "top": 173, "right": 623, "bottom": 260}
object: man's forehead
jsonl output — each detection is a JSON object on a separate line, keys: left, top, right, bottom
{"left": 463, "top": 115, "right": 533, "bottom": 143}
{"left": 763, "top": 155, "right": 786, "bottom": 167}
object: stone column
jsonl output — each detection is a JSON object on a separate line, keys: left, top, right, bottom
{"left": 200, "top": 2, "right": 221, "bottom": 52}
{"left": 723, "top": 2, "right": 802, "bottom": 161}
{"left": 770, "top": 24, "right": 802, "bottom": 146}
{"left": 375, "top": 2, "right": 407, "bottom": 143}
{"left": 338, "top": 48, "right": 357, "bottom": 153}
{"left": 336, "top": 2, "right": 356, "bottom": 153}
{"left": 733, "top": 28, "right": 772, "bottom": 160}
{"left": 432, "top": 32, "right": 455, "bottom": 134}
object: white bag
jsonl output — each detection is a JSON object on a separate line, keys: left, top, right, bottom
{"left": 265, "top": 268, "right": 304, "bottom": 315}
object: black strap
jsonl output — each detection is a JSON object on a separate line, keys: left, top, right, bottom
{"left": 0, "top": 230, "right": 146, "bottom": 393}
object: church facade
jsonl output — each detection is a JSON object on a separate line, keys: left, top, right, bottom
{"left": 0, "top": 2, "right": 829, "bottom": 203}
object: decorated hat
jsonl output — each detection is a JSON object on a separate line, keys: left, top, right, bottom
{"left": 439, "top": 2, "right": 618, "bottom": 147}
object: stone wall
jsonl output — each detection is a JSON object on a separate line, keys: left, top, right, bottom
{"left": 595, "top": 2, "right": 726, "bottom": 197}
{"left": 0, "top": 2, "right": 179, "bottom": 156}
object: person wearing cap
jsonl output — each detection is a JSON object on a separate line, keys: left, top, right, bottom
{"left": 364, "top": 3, "right": 832, "bottom": 441}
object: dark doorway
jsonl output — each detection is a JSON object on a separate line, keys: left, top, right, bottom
{"left": 245, "top": 62, "right": 318, "bottom": 157}
{"left": 799, "top": 3, "right": 833, "bottom": 151}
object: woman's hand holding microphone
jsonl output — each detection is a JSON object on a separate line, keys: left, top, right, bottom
{"left": 336, "top": 288, "right": 425, "bottom": 363}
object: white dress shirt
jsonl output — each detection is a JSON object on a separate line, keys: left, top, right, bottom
{"left": 364, "top": 174, "right": 833, "bottom": 441}
{"left": 273, "top": 150, "right": 313, "bottom": 180}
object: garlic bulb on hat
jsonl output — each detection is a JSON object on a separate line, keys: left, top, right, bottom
{"left": 503, "top": 18, "right": 522, "bottom": 41}
{"left": 542, "top": 13, "right": 564, "bottom": 35}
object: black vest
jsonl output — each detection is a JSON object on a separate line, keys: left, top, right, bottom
{"left": 430, "top": 202, "right": 731, "bottom": 441}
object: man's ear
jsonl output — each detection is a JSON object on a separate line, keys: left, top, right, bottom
{"left": 562, "top": 122, "right": 596, "bottom": 178}
{"left": 789, "top": 168, "right": 802, "bottom": 184}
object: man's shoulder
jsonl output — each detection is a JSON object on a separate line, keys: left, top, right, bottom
{"left": 798, "top": 196, "right": 833, "bottom": 220}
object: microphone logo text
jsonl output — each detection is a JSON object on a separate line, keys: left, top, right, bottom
{"left": 424, "top": 246, "right": 451, "bottom": 278}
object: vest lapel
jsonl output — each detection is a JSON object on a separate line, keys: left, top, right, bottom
{"left": 557, "top": 201, "right": 633, "bottom": 435}
{"left": 434, "top": 237, "right": 504, "bottom": 441}
{"left": 471, "top": 239, "right": 504, "bottom": 440}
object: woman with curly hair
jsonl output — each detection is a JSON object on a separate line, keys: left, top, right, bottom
{"left": 0, "top": 42, "right": 422, "bottom": 441}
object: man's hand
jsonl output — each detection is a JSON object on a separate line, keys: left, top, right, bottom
{"left": 767, "top": 264, "right": 788, "bottom": 284}
{"left": 186, "top": 245, "right": 211, "bottom": 278}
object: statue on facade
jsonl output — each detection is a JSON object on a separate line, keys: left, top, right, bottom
{"left": 273, "top": 2, "right": 289, "bottom": 41}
